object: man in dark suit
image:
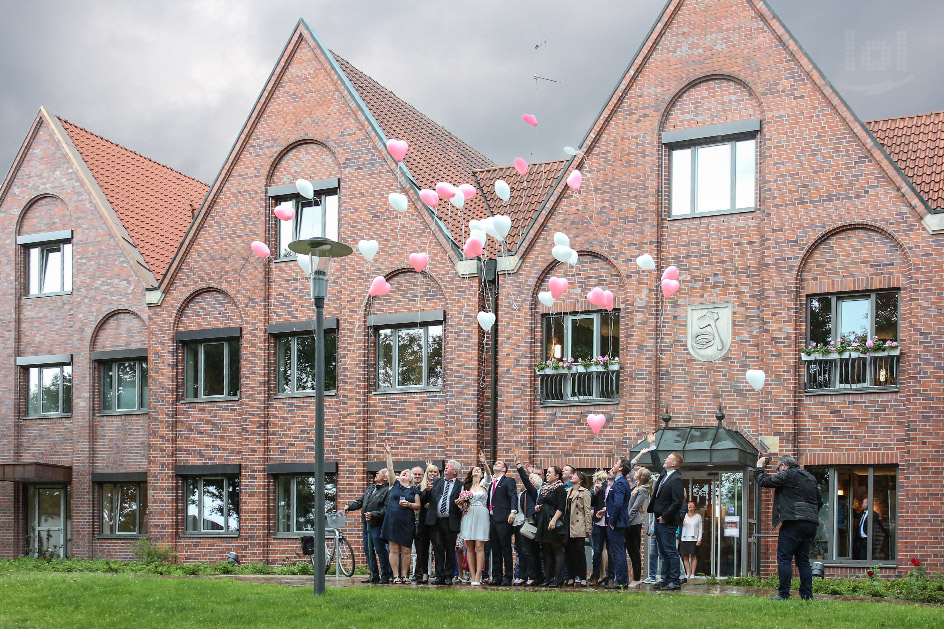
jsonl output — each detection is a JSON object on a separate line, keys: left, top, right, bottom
{"left": 486, "top": 459, "right": 518, "bottom": 586}
{"left": 604, "top": 460, "right": 632, "bottom": 589}
{"left": 424, "top": 459, "right": 463, "bottom": 585}
{"left": 345, "top": 468, "right": 393, "bottom": 584}
{"left": 853, "top": 497, "right": 889, "bottom": 561}
{"left": 647, "top": 432, "right": 685, "bottom": 590}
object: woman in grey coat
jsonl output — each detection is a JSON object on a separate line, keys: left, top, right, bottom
{"left": 626, "top": 468, "right": 654, "bottom": 587}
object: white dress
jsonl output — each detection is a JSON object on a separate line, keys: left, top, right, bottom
{"left": 460, "top": 475, "right": 491, "bottom": 542}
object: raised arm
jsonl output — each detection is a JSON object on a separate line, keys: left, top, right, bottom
{"left": 479, "top": 450, "right": 492, "bottom": 480}
{"left": 647, "top": 432, "right": 662, "bottom": 471}
{"left": 383, "top": 444, "right": 395, "bottom": 488}
{"left": 420, "top": 460, "right": 433, "bottom": 492}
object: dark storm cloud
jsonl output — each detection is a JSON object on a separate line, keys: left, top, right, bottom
{"left": 1, "top": 0, "right": 941, "bottom": 185}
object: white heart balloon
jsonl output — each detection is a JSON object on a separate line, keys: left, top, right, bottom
{"left": 388, "top": 192, "right": 408, "bottom": 213}
{"left": 495, "top": 179, "right": 511, "bottom": 202}
{"left": 358, "top": 240, "right": 379, "bottom": 262}
{"left": 635, "top": 254, "right": 656, "bottom": 271}
{"left": 295, "top": 179, "right": 314, "bottom": 199}
{"left": 563, "top": 146, "right": 580, "bottom": 156}
{"left": 538, "top": 291, "right": 556, "bottom": 308}
{"left": 552, "top": 245, "right": 574, "bottom": 262}
{"left": 493, "top": 215, "right": 512, "bottom": 241}
{"left": 477, "top": 311, "right": 496, "bottom": 332}
{"left": 470, "top": 229, "right": 487, "bottom": 246}
{"left": 568, "top": 250, "right": 578, "bottom": 266}
{"left": 469, "top": 219, "right": 484, "bottom": 234}
{"left": 450, "top": 191, "right": 465, "bottom": 209}
{"left": 553, "top": 232, "right": 570, "bottom": 247}
{"left": 480, "top": 216, "right": 499, "bottom": 239}
{"left": 296, "top": 253, "right": 312, "bottom": 275}
{"left": 746, "top": 369, "right": 766, "bottom": 391}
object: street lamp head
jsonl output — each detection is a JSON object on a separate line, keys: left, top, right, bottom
{"left": 289, "top": 238, "right": 353, "bottom": 301}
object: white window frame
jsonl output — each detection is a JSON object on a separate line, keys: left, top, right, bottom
{"left": 669, "top": 136, "right": 757, "bottom": 217}
{"left": 100, "top": 482, "right": 146, "bottom": 536}
{"left": 276, "top": 190, "right": 339, "bottom": 258}
{"left": 101, "top": 360, "right": 148, "bottom": 413}
{"left": 183, "top": 339, "right": 240, "bottom": 400}
{"left": 26, "top": 363, "right": 72, "bottom": 417}
{"left": 184, "top": 476, "right": 240, "bottom": 534}
{"left": 26, "top": 240, "right": 73, "bottom": 296}
{"left": 375, "top": 324, "right": 444, "bottom": 392}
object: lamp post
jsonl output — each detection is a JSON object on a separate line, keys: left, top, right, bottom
{"left": 288, "top": 236, "right": 352, "bottom": 596}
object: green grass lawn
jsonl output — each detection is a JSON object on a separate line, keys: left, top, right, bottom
{"left": 0, "top": 573, "right": 941, "bottom": 629}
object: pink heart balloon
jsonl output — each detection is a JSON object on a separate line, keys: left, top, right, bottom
{"left": 435, "top": 182, "right": 456, "bottom": 199}
{"left": 250, "top": 241, "right": 270, "bottom": 258}
{"left": 513, "top": 157, "right": 529, "bottom": 177}
{"left": 587, "top": 287, "right": 605, "bottom": 307}
{"left": 386, "top": 138, "right": 408, "bottom": 162}
{"left": 419, "top": 189, "right": 439, "bottom": 207}
{"left": 368, "top": 276, "right": 391, "bottom": 297}
{"left": 409, "top": 252, "right": 429, "bottom": 273}
{"left": 587, "top": 414, "right": 606, "bottom": 435}
{"left": 273, "top": 205, "right": 295, "bottom": 221}
{"left": 521, "top": 114, "right": 538, "bottom": 127}
{"left": 661, "top": 266, "right": 679, "bottom": 281}
{"left": 661, "top": 279, "right": 681, "bottom": 298}
{"left": 566, "top": 169, "right": 583, "bottom": 191}
{"left": 603, "top": 290, "right": 614, "bottom": 311}
{"left": 548, "top": 276, "right": 568, "bottom": 299}
{"left": 463, "top": 237, "right": 483, "bottom": 259}
{"left": 458, "top": 183, "right": 477, "bottom": 199}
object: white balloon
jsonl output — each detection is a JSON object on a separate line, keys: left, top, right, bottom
{"left": 563, "top": 146, "right": 580, "bottom": 156}
{"left": 553, "top": 232, "right": 570, "bottom": 247}
{"left": 296, "top": 253, "right": 312, "bottom": 275}
{"left": 552, "top": 245, "right": 574, "bottom": 262}
{"left": 450, "top": 191, "right": 465, "bottom": 209}
{"left": 568, "top": 250, "right": 578, "bottom": 266}
{"left": 470, "top": 229, "right": 487, "bottom": 246}
{"left": 480, "top": 216, "right": 499, "bottom": 239}
{"left": 746, "top": 369, "right": 766, "bottom": 391}
{"left": 635, "top": 254, "right": 656, "bottom": 271}
{"left": 469, "top": 219, "right": 484, "bottom": 234}
{"left": 538, "top": 291, "right": 556, "bottom": 308}
{"left": 477, "top": 311, "right": 496, "bottom": 332}
{"left": 493, "top": 215, "right": 512, "bottom": 241}
{"left": 388, "top": 192, "right": 408, "bottom": 213}
{"left": 358, "top": 240, "right": 379, "bottom": 262}
{"left": 295, "top": 179, "right": 314, "bottom": 199}
{"left": 495, "top": 179, "right": 511, "bottom": 202}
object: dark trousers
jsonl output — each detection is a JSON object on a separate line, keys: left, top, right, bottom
{"left": 529, "top": 538, "right": 545, "bottom": 582}
{"left": 589, "top": 525, "right": 607, "bottom": 581}
{"left": 654, "top": 520, "right": 681, "bottom": 584}
{"left": 625, "top": 523, "right": 642, "bottom": 582}
{"left": 364, "top": 524, "right": 392, "bottom": 580}
{"left": 542, "top": 541, "right": 565, "bottom": 585}
{"left": 566, "top": 537, "right": 588, "bottom": 581}
{"left": 777, "top": 520, "right": 817, "bottom": 599}
{"left": 606, "top": 526, "right": 628, "bottom": 584}
{"left": 431, "top": 518, "right": 458, "bottom": 580}
{"left": 413, "top": 529, "right": 431, "bottom": 579}
{"left": 513, "top": 526, "right": 531, "bottom": 580}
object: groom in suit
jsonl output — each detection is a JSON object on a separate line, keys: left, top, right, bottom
{"left": 604, "top": 460, "right": 632, "bottom": 589}
{"left": 647, "top": 432, "right": 685, "bottom": 590}
{"left": 424, "top": 459, "right": 464, "bottom": 585}
{"left": 486, "top": 459, "right": 518, "bottom": 586}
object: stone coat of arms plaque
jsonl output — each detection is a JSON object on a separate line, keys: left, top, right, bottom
{"left": 687, "top": 303, "right": 733, "bottom": 362}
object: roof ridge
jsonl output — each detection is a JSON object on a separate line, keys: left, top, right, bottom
{"left": 866, "top": 110, "right": 944, "bottom": 125}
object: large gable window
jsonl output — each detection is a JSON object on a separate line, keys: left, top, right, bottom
{"left": 19, "top": 231, "right": 73, "bottom": 296}
{"left": 270, "top": 179, "right": 339, "bottom": 258}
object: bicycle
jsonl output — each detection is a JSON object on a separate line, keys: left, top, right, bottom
{"left": 299, "top": 511, "right": 355, "bottom": 577}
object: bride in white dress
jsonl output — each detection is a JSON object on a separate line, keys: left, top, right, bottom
{"left": 459, "top": 452, "right": 491, "bottom": 586}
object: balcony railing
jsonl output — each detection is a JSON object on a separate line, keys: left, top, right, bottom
{"left": 803, "top": 351, "right": 899, "bottom": 393}
{"left": 539, "top": 368, "right": 619, "bottom": 405}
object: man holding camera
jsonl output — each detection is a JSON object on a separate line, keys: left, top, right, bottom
{"left": 755, "top": 455, "right": 823, "bottom": 601}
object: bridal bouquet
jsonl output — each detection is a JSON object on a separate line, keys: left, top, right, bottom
{"left": 456, "top": 490, "right": 473, "bottom": 516}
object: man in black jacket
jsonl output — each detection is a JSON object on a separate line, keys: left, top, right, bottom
{"left": 425, "top": 459, "right": 464, "bottom": 585}
{"left": 486, "top": 459, "right": 518, "bottom": 586}
{"left": 346, "top": 468, "right": 392, "bottom": 584}
{"left": 647, "top": 432, "right": 685, "bottom": 590}
{"left": 755, "top": 455, "right": 823, "bottom": 600}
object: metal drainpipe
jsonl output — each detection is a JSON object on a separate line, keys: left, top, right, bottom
{"left": 485, "top": 259, "right": 499, "bottom": 462}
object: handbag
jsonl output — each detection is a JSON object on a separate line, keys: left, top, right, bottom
{"left": 519, "top": 521, "right": 538, "bottom": 540}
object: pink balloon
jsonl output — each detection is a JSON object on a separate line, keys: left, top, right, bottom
{"left": 661, "top": 279, "right": 681, "bottom": 298}
{"left": 587, "top": 413, "right": 606, "bottom": 435}
{"left": 587, "top": 287, "right": 605, "bottom": 307}
{"left": 513, "top": 157, "right": 529, "bottom": 177}
{"left": 436, "top": 182, "right": 457, "bottom": 199}
{"left": 566, "top": 170, "right": 583, "bottom": 191}
{"left": 603, "top": 290, "right": 614, "bottom": 311}
{"left": 409, "top": 252, "right": 429, "bottom": 273}
{"left": 250, "top": 241, "right": 270, "bottom": 258}
{"left": 661, "top": 266, "right": 679, "bottom": 281}
{"left": 368, "top": 276, "right": 391, "bottom": 297}
{"left": 521, "top": 114, "right": 538, "bottom": 127}
{"left": 386, "top": 138, "right": 409, "bottom": 162}
{"left": 548, "top": 276, "right": 568, "bottom": 299}
{"left": 458, "top": 183, "right": 477, "bottom": 199}
{"left": 273, "top": 205, "right": 295, "bottom": 221}
{"left": 419, "top": 189, "right": 439, "bottom": 207}
{"left": 463, "top": 237, "right": 483, "bottom": 259}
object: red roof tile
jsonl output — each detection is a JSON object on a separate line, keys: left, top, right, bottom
{"left": 867, "top": 111, "right": 944, "bottom": 211}
{"left": 58, "top": 118, "right": 208, "bottom": 281}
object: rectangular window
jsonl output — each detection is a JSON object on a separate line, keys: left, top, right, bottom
{"left": 670, "top": 138, "right": 756, "bottom": 217}
{"left": 26, "top": 241, "right": 72, "bottom": 296}
{"left": 276, "top": 331, "right": 337, "bottom": 395}
{"left": 375, "top": 324, "right": 443, "bottom": 391}
{"left": 277, "top": 191, "right": 339, "bottom": 257}
{"left": 275, "top": 473, "right": 338, "bottom": 533}
{"left": 539, "top": 311, "right": 620, "bottom": 404}
{"left": 185, "top": 476, "right": 239, "bottom": 534}
{"left": 101, "top": 361, "right": 148, "bottom": 412}
{"left": 184, "top": 339, "right": 240, "bottom": 399}
{"left": 806, "top": 466, "right": 896, "bottom": 563}
{"left": 27, "top": 363, "right": 72, "bottom": 416}
{"left": 100, "top": 483, "right": 146, "bottom": 535}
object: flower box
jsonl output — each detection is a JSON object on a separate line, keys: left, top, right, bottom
{"left": 801, "top": 347, "right": 899, "bottom": 361}
{"left": 607, "top": 363, "right": 620, "bottom": 371}
{"left": 868, "top": 347, "right": 900, "bottom": 357}
{"left": 585, "top": 366, "right": 605, "bottom": 372}
{"left": 536, "top": 368, "right": 565, "bottom": 375}
{"left": 801, "top": 352, "right": 838, "bottom": 361}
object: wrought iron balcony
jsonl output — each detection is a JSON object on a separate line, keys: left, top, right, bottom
{"left": 538, "top": 368, "right": 620, "bottom": 405}
{"left": 803, "top": 351, "right": 899, "bottom": 393}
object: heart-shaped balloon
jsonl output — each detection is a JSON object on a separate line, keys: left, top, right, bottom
{"left": 563, "top": 146, "right": 580, "bottom": 156}
{"left": 273, "top": 203, "right": 295, "bottom": 221}
{"left": 635, "top": 254, "right": 655, "bottom": 271}
{"left": 746, "top": 369, "right": 766, "bottom": 391}
{"left": 480, "top": 216, "right": 499, "bottom": 239}
{"left": 566, "top": 170, "right": 583, "bottom": 191}
{"left": 552, "top": 245, "right": 573, "bottom": 262}
{"left": 587, "top": 287, "right": 605, "bottom": 307}
{"left": 389, "top": 192, "right": 408, "bottom": 212}
{"left": 492, "top": 215, "right": 512, "bottom": 241}
{"left": 477, "top": 311, "right": 496, "bottom": 332}
{"left": 662, "top": 266, "right": 679, "bottom": 281}
{"left": 409, "top": 252, "right": 429, "bottom": 273}
{"left": 470, "top": 229, "right": 487, "bottom": 246}
{"left": 458, "top": 183, "right": 477, "bottom": 199}
{"left": 661, "top": 279, "right": 681, "bottom": 298}
{"left": 419, "top": 189, "right": 439, "bottom": 207}
{"left": 357, "top": 240, "right": 379, "bottom": 262}
{"left": 449, "top": 191, "right": 465, "bottom": 209}
{"left": 568, "top": 250, "right": 578, "bottom": 266}
{"left": 553, "top": 232, "right": 570, "bottom": 247}
{"left": 296, "top": 254, "right": 312, "bottom": 275}
{"left": 521, "top": 114, "right": 538, "bottom": 127}
{"left": 250, "top": 241, "right": 270, "bottom": 258}
{"left": 295, "top": 179, "right": 314, "bottom": 199}
{"left": 469, "top": 219, "right": 483, "bottom": 233}
{"left": 386, "top": 138, "right": 409, "bottom": 162}
{"left": 513, "top": 157, "right": 529, "bottom": 177}
{"left": 436, "top": 182, "right": 456, "bottom": 199}
{"left": 603, "top": 290, "right": 615, "bottom": 311}
{"left": 548, "top": 276, "right": 568, "bottom": 299}
{"left": 368, "top": 276, "right": 391, "bottom": 296}
{"left": 538, "top": 291, "right": 556, "bottom": 308}
{"left": 495, "top": 180, "right": 511, "bottom": 202}
{"left": 464, "top": 237, "right": 483, "bottom": 258}
{"left": 587, "top": 414, "right": 606, "bottom": 435}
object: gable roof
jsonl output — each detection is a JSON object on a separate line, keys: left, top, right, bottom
{"left": 867, "top": 111, "right": 944, "bottom": 211}
{"left": 58, "top": 118, "right": 208, "bottom": 281}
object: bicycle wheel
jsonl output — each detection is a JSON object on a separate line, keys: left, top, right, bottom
{"left": 335, "top": 534, "right": 355, "bottom": 577}
{"left": 324, "top": 537, "right": 336, "bottom": 575}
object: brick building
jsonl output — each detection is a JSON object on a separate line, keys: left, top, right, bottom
{"left": 2, "top": 0, "right": 943, "bottom": 577}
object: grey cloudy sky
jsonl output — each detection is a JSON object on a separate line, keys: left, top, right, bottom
{"left": 1, "top": 0, "right": 942, "bottom": 185}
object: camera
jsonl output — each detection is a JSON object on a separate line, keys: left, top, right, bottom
{"left": 764, "top": 457, "right": 772, "bottom": 465}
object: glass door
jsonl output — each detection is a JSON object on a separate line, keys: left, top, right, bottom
{"left": 683, "top": 472, "right": 745, "bottom": 577}
{"left": 27, "top": 485, "right": 68, "bottom": 557}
